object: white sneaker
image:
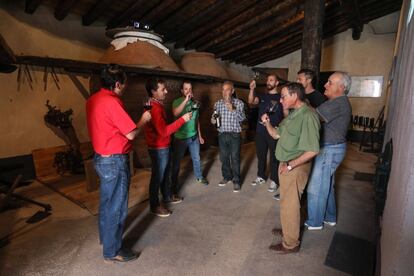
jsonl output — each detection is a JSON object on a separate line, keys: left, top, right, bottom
{"left": 268, "top": 181, "right": 278, "bottom": 192}
{"left": 323, "top": 221, "right": 337, "bottom": 226}
{"left": 251, "top": 177, "right": 265, "bottom": 186}
{"left": 304, "top": 222, "right": 323, "bottom": 230}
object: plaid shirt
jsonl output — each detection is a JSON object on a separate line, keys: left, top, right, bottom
{"left": 213, "top": 98, "right": 246, "bottom": 133}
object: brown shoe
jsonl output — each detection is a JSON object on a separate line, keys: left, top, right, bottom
{"left": 269, "top": 243, "right": 300, "bottom": 254}
{"left": 271, "top": 228, "right": 283, "bottom": 237}
{"left": 150, "top": 205, "right": 172, "bottom": 217}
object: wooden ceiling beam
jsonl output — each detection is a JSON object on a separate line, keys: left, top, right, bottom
{"left": 340, "top": 0, "right": 364, "bottom": 40}
{"left": 162, "top": 0, "right": 230, "bottom": 42}
{"left": 174, "top": 0, "right": 256, "bottom": 49}
{"left": 54, "top": 0, "right": 78, "bottom": 21}
{"left": 153, "top": 0, "right": 219, "bottom": 37}
{"left": 13, "top": 55, "right": 250, "bottom": 88}
{"left": 230, "top": 4, "right": 344, "bottom": 63}
{"left": 184, "top": 0, "right": 275, "bottom": 49}
{"left": 106, "top": 0, "right": 160, "bottom": 29}
{"left": 215, "top": 0, "right": 342, "bottom": 59}
{"left": 82, "top": 0, "right": 113, "bottom": 26}
{"left": 25, "top": 0, "right": 42, "bottom": 14}
{"left": 216, "top": 11, "right": 304, "bottom": 59}
{"left": 241, "top": 15, "right": 350, "bottom": 65}
{"left": 139, "top": 0, "right": 190, "bottom": 28}
{"left": 194, "top": 0, "right": 302, "bottom": 52}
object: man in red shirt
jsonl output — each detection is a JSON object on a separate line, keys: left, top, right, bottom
{"left": 144, "top": 78, "right": 192, "bottom": 217}
{"left": 86, "top": 64, "right": 151, "bottom": 262}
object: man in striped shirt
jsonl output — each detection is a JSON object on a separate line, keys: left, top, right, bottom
{"left": 211, "top": 81, "right": 246, "bottom": 192}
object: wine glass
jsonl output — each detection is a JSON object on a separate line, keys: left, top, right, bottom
{"left": 143, "top": 98, "right": 152, "bottom": 111}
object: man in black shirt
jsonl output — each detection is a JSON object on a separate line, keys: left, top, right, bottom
{"left": 248, "top": 74, "right": 284, "bottom": 196}
{"left": 297, "top": 69, "right": 327, "bottom": 108}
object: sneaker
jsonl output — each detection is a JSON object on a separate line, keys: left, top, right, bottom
{"left": 218, "top": 179, "right": 231, "bottom": 187}
{"left": 323, "top": 221, "right": 337, "bottom": 226}
{"left": 304, "top": 222, "right": 323, "bottom": 230}
{"left": 196, "top": 177, "right": 209, "bottom": 185}
{"left": 268, "top": 181, "right": 278, "bottom": 192}
{"left": 251, "top": 177, "right": 265, "bottom": 186}
{"left": 233, "top": 183, "right": 241, "bottom": 192}
{"left": 104, "top": 248, "right": 138, "bottom": 262}
{"left": 150, "top": 206, "right": 172, "bottom": 217}
{"left": 273, "top": 194, "right": 280, "bottom": 201}
{"left": 166, "top": 194, "right": 183, "bottom": 204}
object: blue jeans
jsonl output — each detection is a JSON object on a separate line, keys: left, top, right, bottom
{"left": 94, "top": 153, "right": 130, "bottom": 258}
{"left": 148, "top": 148, "right": 171, "bottom": 208}
{"left": 218, "top": 132, "right": 241, "bottom": 183}
{"left": 306, "top": 143, "right": 347, "bottom": 227}
{"left": 171, "top": 136, "right": 203, "bottom": 194}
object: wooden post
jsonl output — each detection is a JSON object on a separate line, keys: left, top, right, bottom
{"left": 301, "top": 0, "right": 325, "bottom": 87}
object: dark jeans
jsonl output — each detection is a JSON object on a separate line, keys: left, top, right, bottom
{"left": 94, "top": 153, "right": 130, "bottom": 258}
{"left": 255, "top": 131, "right": 279, "bottom": 183}
{"left": 218, "top": 132, "right": 241, "bottom": 184}
{"left": 171, "top": 136, "right": 203, "bottom": 194}
{"left": 148, "top": 148, "right": 171, "bottom": 208}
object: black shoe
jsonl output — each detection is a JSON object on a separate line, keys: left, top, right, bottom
{"left": 218, "top": 179, "right": 231, "bottom": 187}
{"left": 164, "top": 194, "right": 183, "bottom": 204}
{"left": 233, "top": 183, "right": 241, "bottom": 192}
{"left": 273, "top": 194, "right": 280, "bottom": 201}
{"left": 105, "top": 248, "right": 138, "bottom": 262}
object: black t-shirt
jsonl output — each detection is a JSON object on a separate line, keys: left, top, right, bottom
{"left": 306, "top": 90, "right": 327, "bottom": 108}
{"left": 256, "top": 93, "right": 284, "bottom": 134}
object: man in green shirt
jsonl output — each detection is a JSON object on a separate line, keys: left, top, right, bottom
{"left": 171, "top": 81, "right": 209, "bottom": 199}
{"left": 262, "top": 82, "right": 320, "bottom": 254}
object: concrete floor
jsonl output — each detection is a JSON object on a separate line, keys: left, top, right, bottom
{"left": 0, "top": 142, "right": 377, "bottom": 276}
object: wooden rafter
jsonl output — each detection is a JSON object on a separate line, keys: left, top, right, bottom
{"left": 54, "top": 0, "right": 78, "bottom": 21}
{"left": 195, "top": 0, "right": 301, "bottom": 51}
{"left": 154, "top": 0, "right": 219, "bottom": 36}
{"left": 25, "top": 0, "right": 42, "bottom": 14}
{"left": 140, "top": 0, "right": 190, "bottom": 28}
{"left": 174, "top": 0, "right": 256, "bottom": 49}
{"left": 341, "top": 0, "right": 364, "bottom": 40}
{"left": 82, "top": 0, "right": 113, "bottom": 26}
{"left": 106, "top": 0, "right": 160, "bottom": 29}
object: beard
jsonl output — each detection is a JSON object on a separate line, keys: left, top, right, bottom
{"left": 267, "top": 84, "right": 276, "bottom": 91}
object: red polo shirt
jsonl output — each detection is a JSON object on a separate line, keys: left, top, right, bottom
{"left": 144, "top": 99, "right": 185, "bottom": 149}
{"left": 86, "top": 88, "right": 136, "bottom": 155}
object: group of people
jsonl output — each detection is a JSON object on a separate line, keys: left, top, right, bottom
{"left": 86, "top": 64, "right": 351, "bottom": 261}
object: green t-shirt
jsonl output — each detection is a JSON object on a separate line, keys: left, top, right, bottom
{"left": 275, "top": 105, "right": 320, "bottom": 162}
{"left": 172, "top": 97, "right": 199, "bottom": 139}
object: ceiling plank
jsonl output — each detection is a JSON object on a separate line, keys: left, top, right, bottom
{"left": 195, "top": 0, "right": 302, "bottom": 51}
{"left": 162, "top": 0, "right": 230, "bottom": 42}
{"left": 107, "top": 0, "right": 160, "bottom": 29}
{"left": 216, "top": 11, "right": 304, "bottom": 59}
{"left": 140, "top": 0, "right": 190, "bottom": 28}
{"left": 174, "top": 0, "right": 257, "bottom": 49}
{"left": 54, "top": 0, "right": 78, "bottom": 21}
{"left": 25, "top": 0, "right": 42, "bottom": 14}
{"left": 243, "top": 17, "right": 351, "bottom": 65}
{"left": 153, "top": 0, "right": 219, "bottom": 36}
{"left": 82, "top": 0, "right": 113, "bottom": 26}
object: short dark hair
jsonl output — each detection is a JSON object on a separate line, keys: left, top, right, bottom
{"left": 297, "top": 68, "right": 316, "bottom": 87}
{"left": 145, "top": 78, "right": 166, "bottom": 97}
{"left": 181, "top": 80, "right": 192, "bottom": 90}
{"left": 267, "top": 73, "right": 279, "bottom": 81}
{"left": 283, "top": 82, "right": 305, "bottom": 101}
{"left": 100, "top": 64, "right": 127, "bottom": 90}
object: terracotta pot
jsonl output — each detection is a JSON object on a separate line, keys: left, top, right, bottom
{"left": 180, "top": 52, "right": 229, "bottom": 79}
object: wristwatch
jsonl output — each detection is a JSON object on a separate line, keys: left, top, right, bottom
{"left": 287, "top": 162, "right": 293, "bottom": 171}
